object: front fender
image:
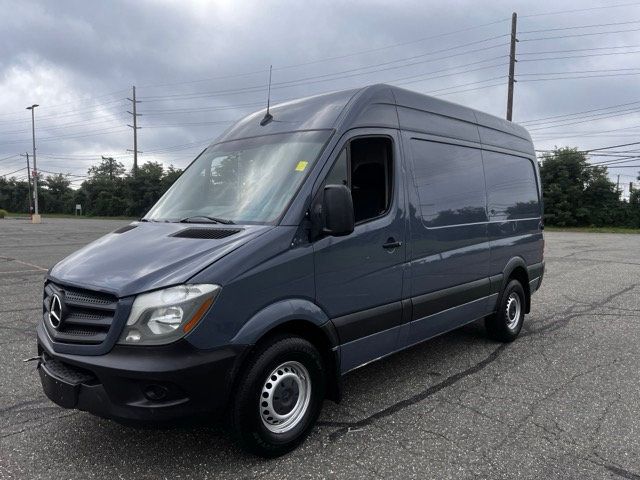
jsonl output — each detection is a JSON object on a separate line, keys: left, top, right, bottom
{"left": 229, "top": 298, "right": 330, "bottom": 346}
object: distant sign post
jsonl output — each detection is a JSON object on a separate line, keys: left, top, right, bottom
{"left": 75, "top": 204, "right": 82, "bottom": 216}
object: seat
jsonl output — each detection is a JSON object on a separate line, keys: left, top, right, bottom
{"left": 351, "top": 162, "right": 386, "bottom": 222}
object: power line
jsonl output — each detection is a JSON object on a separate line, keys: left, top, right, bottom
{"left": 0, "top": 90, "right": 128, "bottom": 118}
{"left": 38, "top": 168, "right": 88, "bottom": 178}
{"left": 519, "top": 67, "right": 640, "bottom": 76}
{"left": 519, "top": 26, "right": 640, "bottom": 42}
{"left": 518, "top": 49, "right": 640, "bottom": 63}
{"left": 141, "top": 40, "right": 510, "bottom": 94}
{"left": 0, "top": 97, "right": 127, "bottom": 123}
{"left": 519, "top": 18, "right": 640, "bottom": 34}
{"left": 0, "top": 167, "right": 26, "bottom": 177}
{"left": 521, "top": 100, "right": 640, "bottom": 124}
{"left": 138, "top": 58, "right": 508, "bottom": 106}
{"left": 518, "top": 71, "right": 640, "bottom": 83}
{"left": 143, "top": 120, "right": 234, "bottom": 129}
{"left": 142, "top": 101, "right": 264, "bottom": 115}
{"left": 597, "top": 165, "right": 640, "bottom": 168}
{"left": 0, "top": 154, "right": 20, "bottom": 163}
{"left": 520, "top": 2, "right": 640, "bottom": 19}
{"left": 526, "top": 107, "right": 640, "bottom": 130}
{"left": 140, "top": 38, "right": 510, "bottom": 102}
{"left": 138, "top": 17, "right": 511, "bottom": 91}
{"left": 0, "top": 127, "right": 129, "bottom": 147}
{"left": 518, "top": 44, "right": 640, "bottom": 55}
{"left": 431, "top": 82, "right": 506, "bottom": 97}
{"left": 590, "top": 156, "right": 640, "bottom": 166}
{"left": 584, "top": 141, "right": 640, "bottom": 153}
{"left": 0, "top": 115, "right": 125, "bottom": 136}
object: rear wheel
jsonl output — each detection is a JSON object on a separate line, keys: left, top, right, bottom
{"left": 485, "top": 279, "right": 525, "bottom": 342}
{"left": 230, "top": 335, "right": 325, "bottom": 457}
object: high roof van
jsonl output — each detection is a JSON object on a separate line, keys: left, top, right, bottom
{"left": 37, "top": 84, "right": 544, "bottom": 456}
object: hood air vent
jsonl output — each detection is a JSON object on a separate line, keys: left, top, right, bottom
{"left": 113, "top": 225, "right": 138, "bottom": 234}
{"left": 172, "top": 228, "right": 242, "bottom": 240}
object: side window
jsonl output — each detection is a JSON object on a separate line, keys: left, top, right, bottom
{"left": 410, "top": 139, "right": 487, "bottom": 227}
{"left": 323, "top": 137, "right": 393, "bottom": 223}
{"left": 325, "top": 149, "right": 348, "bottom": 187}
{"left": 483, "top": 152, "right": 540, "bottom": 220}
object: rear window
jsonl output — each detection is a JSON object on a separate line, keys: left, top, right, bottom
{"left": 483, "top": 152, "right": 540, "bottom": 220}
{"left": 409, "top": 139, "right": 487, "bottom": 228}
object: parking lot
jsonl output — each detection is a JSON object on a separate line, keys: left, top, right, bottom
{"left": 0, "top": 218, "right": 639, "bottom": 479}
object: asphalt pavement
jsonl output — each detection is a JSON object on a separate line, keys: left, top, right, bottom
{"left": 1, "top": 218, "right": 639, "bottom": 479}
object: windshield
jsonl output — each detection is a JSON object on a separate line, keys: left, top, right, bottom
{"left": 145, "top": 130, "right": 332, "bottom": 224}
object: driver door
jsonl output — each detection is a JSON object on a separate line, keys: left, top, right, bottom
{"left": 313, "top": 129, "right": 408, "bottom": 372}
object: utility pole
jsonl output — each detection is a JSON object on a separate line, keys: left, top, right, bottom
{"left": 26, "top": 104, "right": 41, "bottom": 223}
{"left": 506, "top": 12, "right": 518, "bottom": 121}
{"left": 127, "top": 86, "right": 142, "bottom": 176}
{"left": 101, "top": 156, "right": 116, "bottom": 180}
{"left": 20, "top": 152, "right": 33, "bottom": 216}
{"left": 616, "top": 174, "right": 621, "bottom": 196}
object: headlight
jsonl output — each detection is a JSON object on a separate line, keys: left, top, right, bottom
{"left": 118, "top": 284, "right": 220, "bottom": 346}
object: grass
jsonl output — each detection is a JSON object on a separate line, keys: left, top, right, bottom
{"left": 545, "top": 226, "right": 640, "bottom": 234}
{"left": 3, "top": 212, "right": 137, "bottom": 221}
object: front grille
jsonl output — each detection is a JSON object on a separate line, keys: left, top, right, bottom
{"left": 43, "top": 282, "right": 118, "bottom": 345}
{"left": 63, "top": 289, "right": 114, "bottom": 306}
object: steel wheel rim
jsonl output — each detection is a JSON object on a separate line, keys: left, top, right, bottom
{"left": 505, "top": 292, "right": 521, "bottom": 330}
{"left": 259, "top": 361, "right": 312, "bottom": 434}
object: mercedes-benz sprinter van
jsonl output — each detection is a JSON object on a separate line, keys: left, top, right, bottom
{"left": 37, "top": 84, "right": 544, "bottom": 456}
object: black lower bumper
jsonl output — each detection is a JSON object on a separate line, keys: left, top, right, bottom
{"left": 37, "top": 324, "right": 248, "bottom": 423}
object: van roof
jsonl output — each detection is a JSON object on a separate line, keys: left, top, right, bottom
{"left": 217, "top": 84, "right": 533, "bottom": 155}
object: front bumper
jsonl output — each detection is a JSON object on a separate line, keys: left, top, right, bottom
{"left": 37, "top": 323, "right": 248, "bottom": 423}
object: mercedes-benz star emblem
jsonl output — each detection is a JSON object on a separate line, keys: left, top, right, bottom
{"left": 49, "top": 294, "right": 63, "bottom": 329}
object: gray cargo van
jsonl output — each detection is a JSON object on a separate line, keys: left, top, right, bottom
{"left": 37, "top": 84, "right": 544, "bottom": 456}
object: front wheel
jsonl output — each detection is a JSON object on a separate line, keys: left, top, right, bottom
{"left": 485, "top": 279, "right": 526, "bottom": 342}
{"left": 230, "top": 335, "right": 325, "bottom": 457}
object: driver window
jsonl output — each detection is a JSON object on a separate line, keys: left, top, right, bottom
{"left": 325, "top": 148, "right": 348, "bottom": 187}
{"left": 324, "top": 136, "right": 393, "bottom": 223}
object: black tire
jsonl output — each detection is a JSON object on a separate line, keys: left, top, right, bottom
{"left": 229, "top": 335, "right": 325, "bottom": 457}
{"left": 485, "top": 279, "right": 526, "bottom": 342}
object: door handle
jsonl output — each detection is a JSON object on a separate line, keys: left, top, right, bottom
{"left": 382, "top": 238, "right": 402, "bottom": 250}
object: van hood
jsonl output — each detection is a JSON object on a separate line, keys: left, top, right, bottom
{"left": 48, "top": 222, "right": 272, "bottom": 297}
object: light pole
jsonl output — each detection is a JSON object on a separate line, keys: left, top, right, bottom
{"left": 26, "top": 104, "right": 40, "bottom": 223}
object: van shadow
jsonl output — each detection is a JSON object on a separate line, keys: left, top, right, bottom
{"left": 45, "top": 321, "right": 494, "bottom": 473}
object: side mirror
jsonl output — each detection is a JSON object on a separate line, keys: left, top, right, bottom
{"left": 322, "top": 184, "right": 354, "bottom": 237}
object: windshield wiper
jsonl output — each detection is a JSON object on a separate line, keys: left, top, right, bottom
{"left": 178, "top": 215, "right": 235, "bottom": 225}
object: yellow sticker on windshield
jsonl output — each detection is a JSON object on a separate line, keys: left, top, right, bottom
{"left": 295, "top": 161, "right": 308, "bottom": 172}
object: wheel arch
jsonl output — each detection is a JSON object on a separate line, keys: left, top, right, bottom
{"left": 502, "top": 257, "right": 531, "bottom": 313}
{"left": 229, "top": 299, "right": 342, "bottom": 402}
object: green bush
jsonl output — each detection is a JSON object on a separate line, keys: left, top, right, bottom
{"left": 0, "top": 209, "right": 7, "bottom": 218}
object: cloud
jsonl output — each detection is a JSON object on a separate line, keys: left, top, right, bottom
{"left": 1, "top": 0, "right": 639, "bottom": 193}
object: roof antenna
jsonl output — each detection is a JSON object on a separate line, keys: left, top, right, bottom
{"left": 260, "top": 65, "right": 274, "bottom": 126}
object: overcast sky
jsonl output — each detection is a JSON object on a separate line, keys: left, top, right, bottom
{"left": 1, "top": 0, "right": 640, "bottom": 194}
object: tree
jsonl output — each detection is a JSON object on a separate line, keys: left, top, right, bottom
{"left": 0, "top": 177, "right": 31, "bottom": 213}
{"left": 40, "top": 174, "right": 74, "bottom": 213}
{"left": 161, "top": 165, "right": 182, "bottom": 190}
{"left": 88, "top": 157, "right": 126, "bottom": 180}
{"left": 80, "top": 157, "right": 127, "bottom": 216}
{"left": 126, "top": 161, "right": 166, "bottom": 217}
{"left": 539, "top": 147, "right": 622, "bottom": 227}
